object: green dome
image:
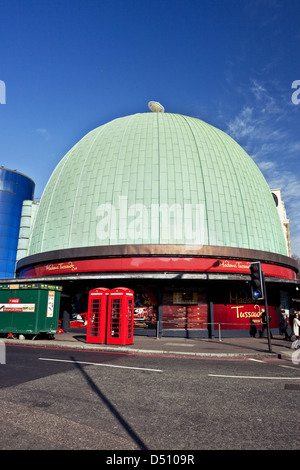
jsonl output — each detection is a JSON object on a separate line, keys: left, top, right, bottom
{"left": 28, "top": 112, "right": 288, "bottom": 256}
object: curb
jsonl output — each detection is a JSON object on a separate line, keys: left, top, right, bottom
{"left": 1, "top": 337, "right": 283, "bottom": 359}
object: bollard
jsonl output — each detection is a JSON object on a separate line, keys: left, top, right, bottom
{"left": 0, "top": 340, "right": 6, "bottom": 364}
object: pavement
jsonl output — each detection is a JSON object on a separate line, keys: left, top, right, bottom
{"left": 1, "top": 330, "right": 299, "bottom": 361}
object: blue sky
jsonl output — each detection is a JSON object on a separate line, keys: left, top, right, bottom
{"left": 1, "top": 0, "right": 300, "bottom": 255}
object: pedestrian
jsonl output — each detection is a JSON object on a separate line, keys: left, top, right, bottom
{"left": 293, "top": 313, "right": 300, "bottom": 340}
{"left": 291, "top": 313, "right": 300, "bottom": 349}
{"left": 62, "top": 309, "right": 70, "bottom": 332}
{"left": 249, "top": 318, "right": 257, "bottom": 338}
{"left": 289, "top": 311, "right": 295, "bottom": 338}
{"left": 259, "top": 308, "right": 273, "bottom": 339}
{"left": 280, "top": 309, "right": 291, "bottom": 341}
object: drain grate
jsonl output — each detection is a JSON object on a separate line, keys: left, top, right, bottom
{"left": 285, "top": 384, "right": 300, "bottom": 390}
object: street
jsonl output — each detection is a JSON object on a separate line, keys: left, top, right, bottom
{"left": 0, "top": 343, "right": 300, "bottom": 451}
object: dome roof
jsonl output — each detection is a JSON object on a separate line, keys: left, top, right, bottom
{"left": 28, "top": 112, "right": 288, "bottom": 256}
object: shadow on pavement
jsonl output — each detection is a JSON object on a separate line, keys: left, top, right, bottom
{"left": 71, "top": 356, "right": 149, "bottom": 450}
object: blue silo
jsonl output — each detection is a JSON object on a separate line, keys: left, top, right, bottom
{"left": 0, "top": 168, "right": 35, "bottom": 278}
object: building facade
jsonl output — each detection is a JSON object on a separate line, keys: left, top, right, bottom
{"left": 15, "top": 111, "right": 299, "bottom": 337}
{"left": 0, "top": 168, "right": 35, "bottom": 278}
{"left": 271, "top": 189, "right": 291, "bottom": 257}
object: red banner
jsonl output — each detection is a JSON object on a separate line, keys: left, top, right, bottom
{"left": 213, "top": 304, "right": 278, "bottom": 330}
{"left": 20, "top": 257, "right": 296, "bottom": 280}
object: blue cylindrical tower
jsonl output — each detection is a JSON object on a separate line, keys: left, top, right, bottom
{"left": 0, "top": 168, "right": 35, "bottom": 278}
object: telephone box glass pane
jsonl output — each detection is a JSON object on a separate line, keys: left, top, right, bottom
{"left": 110, "top": 298, "right": 121, "bottom": 337}
{"left": 128, "top": 298, "right": 133, "bottom": 338}
{"left": 89, "top": 298, "right": 100, "bottom": 336}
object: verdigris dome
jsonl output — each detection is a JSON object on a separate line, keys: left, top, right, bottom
{"left": 28, "top": 113, "right": 288, "bottom": 256}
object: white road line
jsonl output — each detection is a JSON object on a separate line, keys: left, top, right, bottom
{"left": 39, "top": 357, "right": 163, "bottom": 373}
{"left": 248, "top": 358, "right": 265, "bottom": 363}
{"left": 208, "top": 374, "right": 300, "bottom": 380}
{"left": 279, "top": 365, "right": 300, "bottom": 371}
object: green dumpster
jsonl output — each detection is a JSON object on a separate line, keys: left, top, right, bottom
{"left": 0, "top": 282, "right": 62, "bottom": 339}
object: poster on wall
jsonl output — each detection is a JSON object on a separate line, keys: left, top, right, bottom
{"left": 162, "top": 305, "right": 187, "bottom": 329}
{"left": 134, "top": 286, "right": 157, "bottom": 329}
{"left": 0, "top": 303, "right": 35, "bottom": 312}
{"left": 47, "top": 291, "right": 55, "bottom": 318}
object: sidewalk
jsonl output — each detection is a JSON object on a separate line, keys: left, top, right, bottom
{"left": 2, "top": 330, "right": 297, "bottom": 361}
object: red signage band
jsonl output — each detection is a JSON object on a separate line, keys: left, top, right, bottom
{"left": 213, "top": 304, "right": 278, "bottom": 330}
{"left": 19, "top": 256, "right": 296, "bottom": 280}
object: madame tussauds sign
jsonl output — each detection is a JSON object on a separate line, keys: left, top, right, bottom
{"left": 213, "top": 303, "right": 278, "bottom": 330}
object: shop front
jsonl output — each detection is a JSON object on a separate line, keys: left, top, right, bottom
{"left": 15, "top": 244, "right": 299, "bottom": 338}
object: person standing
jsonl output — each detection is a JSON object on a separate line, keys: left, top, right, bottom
{"left": 280, "top": 309, "right": 291, "bottom": 341}
{"left": 293, "top": 313, "right": 300, "bottom": 340}
{"left": 259, "top": 308, "right": 273, "bottom": 339}
{"left": 288, "top": 311, "right": 295, "bottom": 339}
{"left": 250, "top": 318, "right": 257, "bottom": 338}
{"left": 291, "top": 313, "right": 300, "bottom": 349}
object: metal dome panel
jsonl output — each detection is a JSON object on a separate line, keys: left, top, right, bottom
{"left": 27, "top": 113, "right": 288, "bottom": 256}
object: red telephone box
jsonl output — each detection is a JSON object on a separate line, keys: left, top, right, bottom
{"left": 106, "top": 287, "right": 134, "bottom": 345}
{"left": 86, "top": 288, "right": 110, "bottom": 343}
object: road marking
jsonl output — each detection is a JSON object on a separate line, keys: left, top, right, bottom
{"left": 39, "top": 357, "right": 163, "bottom": 373}
{"left": 279, "top": 365, "right": 300, "bottom": 371}
{"left": 209, "top": 374, "right": 300, "bottom": 380}
{"left": 248, "top": 358, "right": 265, "bottom": 363}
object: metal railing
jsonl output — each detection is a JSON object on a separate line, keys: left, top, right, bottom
{"left": 134, "top": 318, "right": 271, "bottom": 341}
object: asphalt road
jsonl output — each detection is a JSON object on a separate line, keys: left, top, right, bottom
{"left": 1, "top": 343, "right": 300, "bottom": 451}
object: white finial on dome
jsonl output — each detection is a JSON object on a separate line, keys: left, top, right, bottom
{"left": 148, "top": 101, "right": 165, "bottom": 113}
